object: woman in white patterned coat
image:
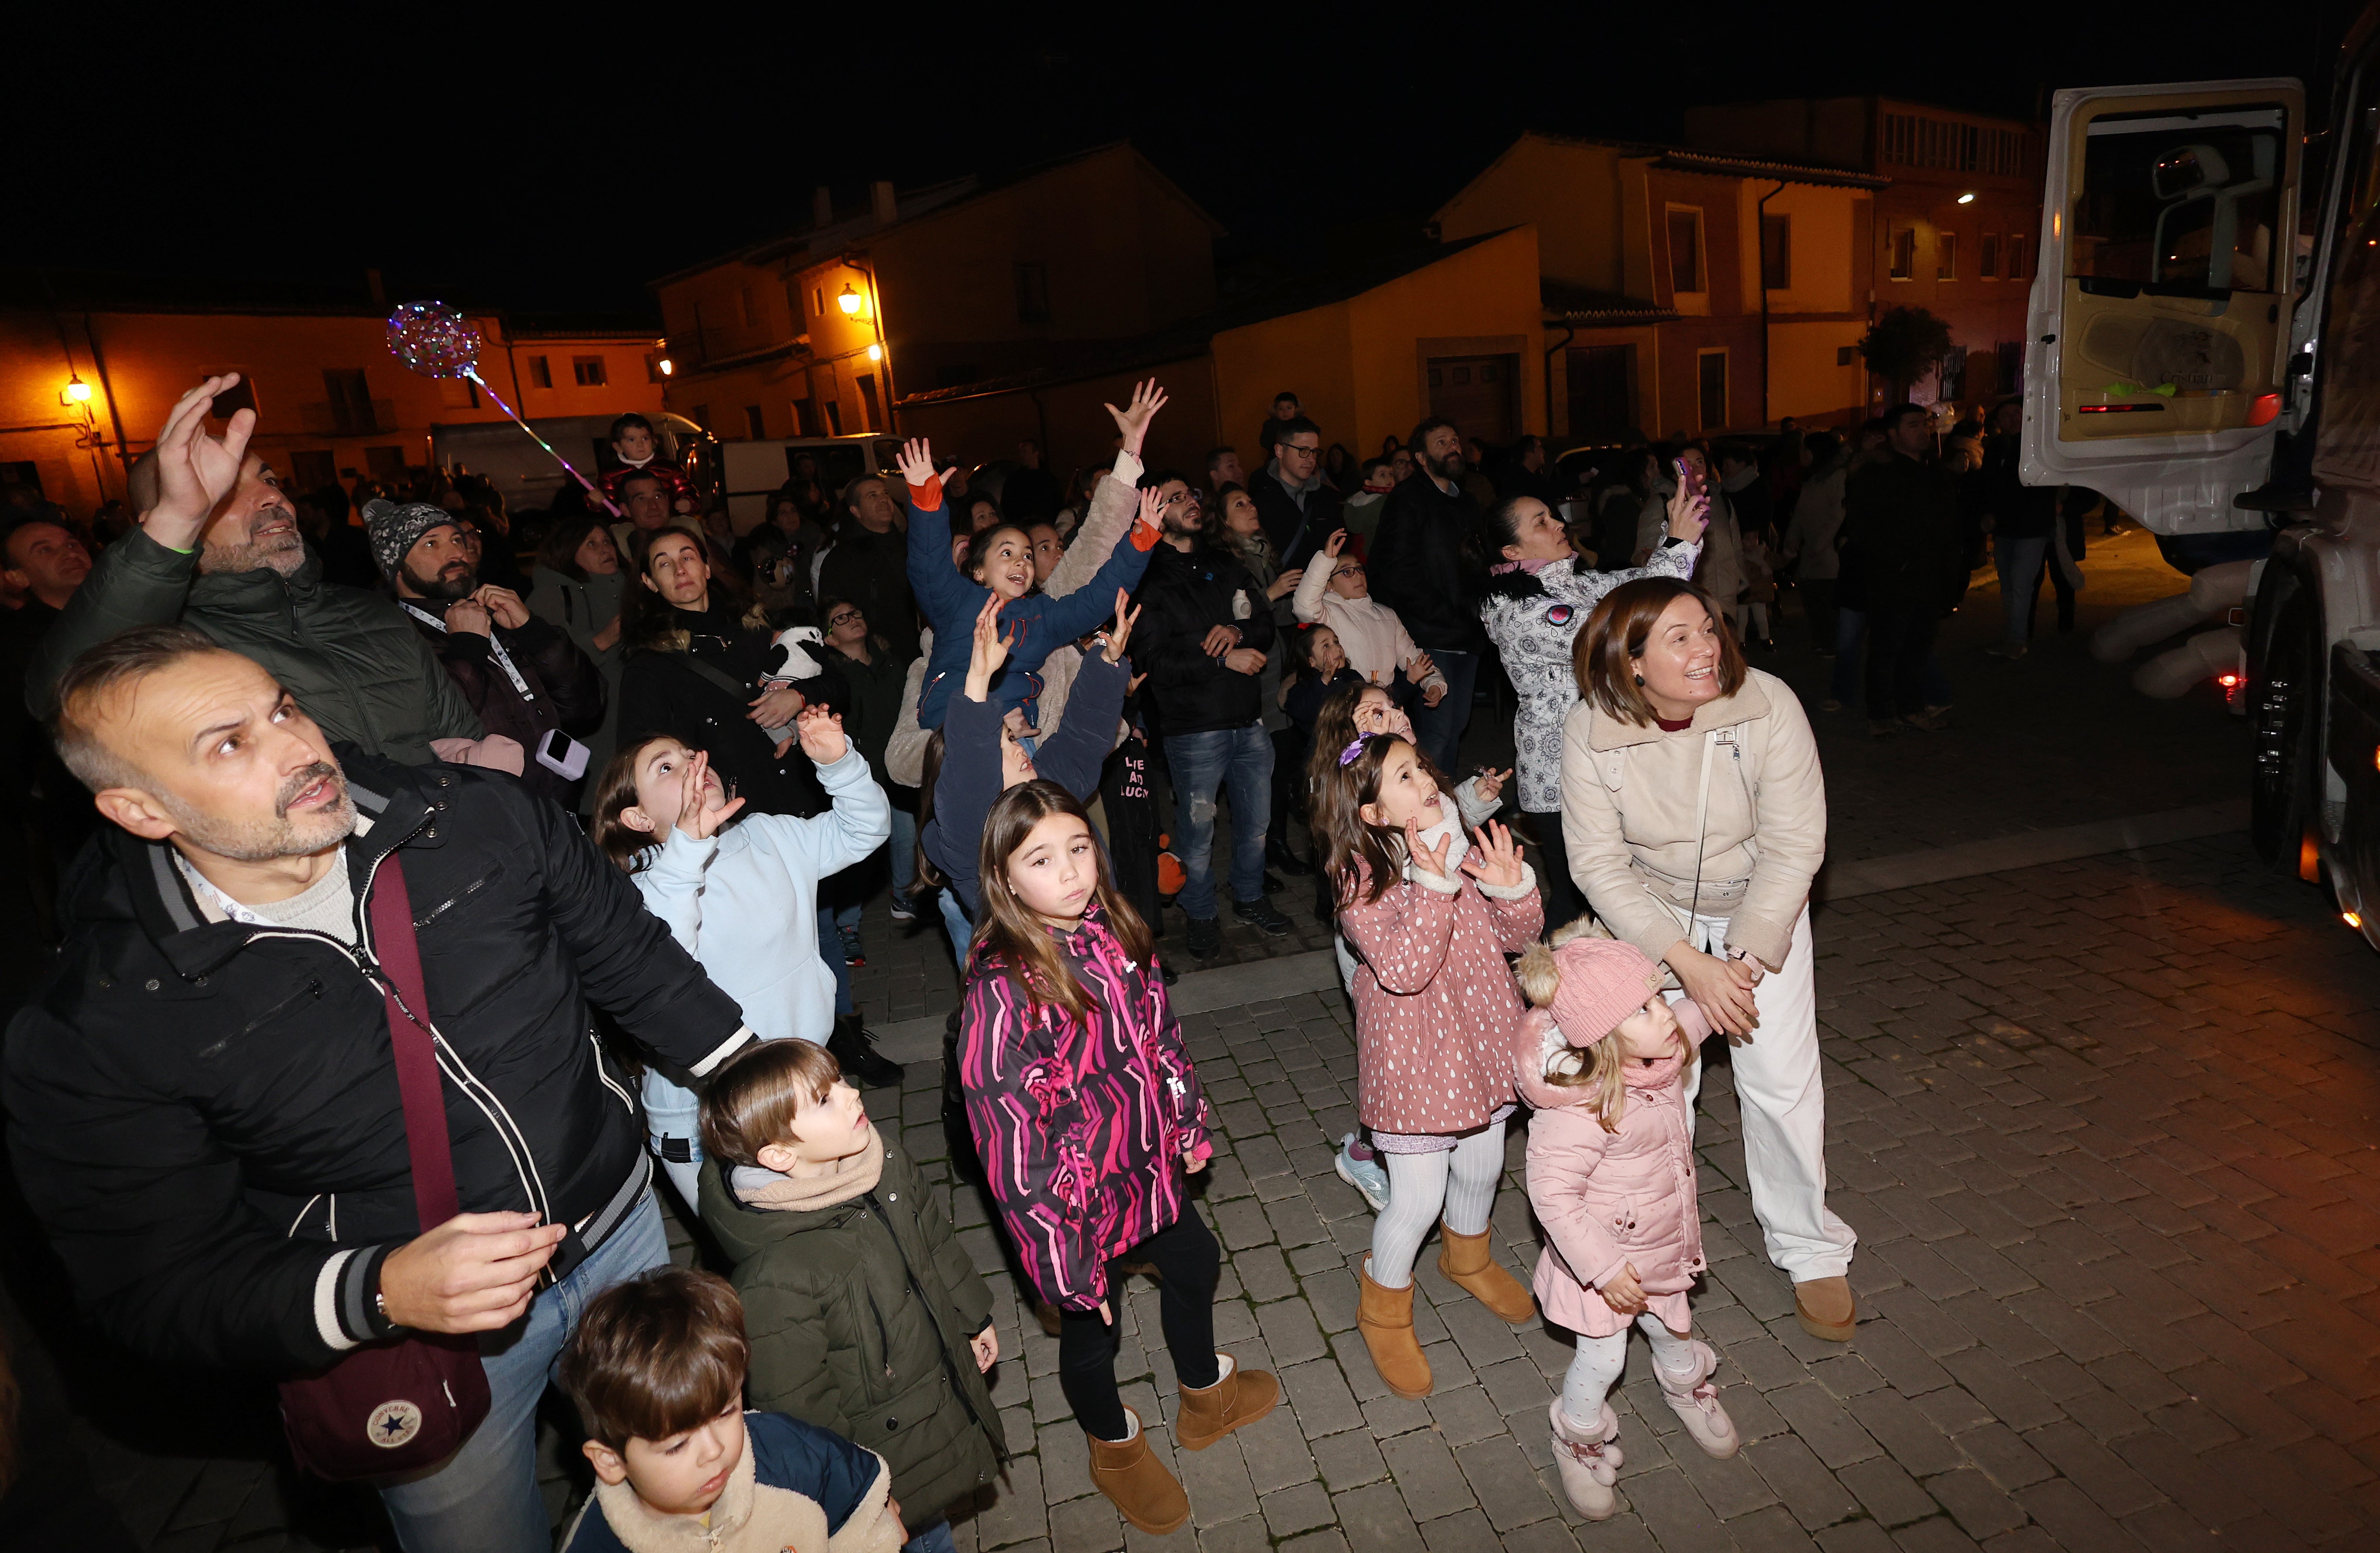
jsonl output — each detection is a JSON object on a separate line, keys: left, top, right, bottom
{"left": 1476, "top": 489, "right": 1705, "bottom": 928}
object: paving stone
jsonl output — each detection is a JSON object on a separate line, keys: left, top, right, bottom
{"left": 1380, "top": 1427, "right": 1474, "bottom": 1522}
{"left": 1231, "top": 1403, "right": 1317, "bottom": 1495}
{"left": 1454, "top": 1433, "right": 1558, "bottom": 1529}
{"left": 1747, "top": 1432, "right": 1863, "bottom": 1530}
{"left": 1048, "top": 1493, "right": 1126, "bottom": 1552}
{"left": 1328, "top": 1481, "right": 1426, "bottom": 1553}
{"left": 1175, "top": 1436, "right": 1260, "bottom": 1529}
{"left": 1922, "top": 1467, "right": 2031, "bottom": 1541}
{"left": 1621, "top": 1464, "right": 1738, "bottom": 1553}
{"left": 1312, "top": 1427, "right": 1389, "bottom": 1491}
{"left": 1837, "top": 1455, "right": 1941, "bottom": 1529}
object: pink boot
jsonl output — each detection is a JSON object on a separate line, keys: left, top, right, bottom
{"left": 1548, "top": 1400, "right": 1623, "bottom": 1520}
{"left": 1655, "top": 1339, "right": 1739, "bottom": 1459}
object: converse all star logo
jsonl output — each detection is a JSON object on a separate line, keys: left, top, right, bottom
{"left": 1545, "top": 603, "right": 1573, "bottom": 626}
{"left": 369, "top": 1399, "right": 424, "bottom": 1448}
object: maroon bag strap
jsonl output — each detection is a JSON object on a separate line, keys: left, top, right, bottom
{"left": 365, "top": 854, "right": 461, "bottom": 1229}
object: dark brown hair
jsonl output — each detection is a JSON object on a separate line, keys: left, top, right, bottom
{"left": 536, "top": 513, "right": 615, "bottom": 582}
{"left": 624, "top": 523, "right": 768, "bottom": 652}
{"left": 1574, "top": 577, "right": 1747, "bottom": 725}
{"left": 1311, "top": 733, "right": 1453, "bottom": 907}
{"left": 558, "top": 1267, "right": 748, "bottom": 1452}
{"left": 699, "top": 1038, "right": 846, "bottom": 1169}
{"left": 589, "top": 733, "right": 686, "bottom": 872}
{"left": 974, "top": 779, "right": 1154, "bottom": 1016}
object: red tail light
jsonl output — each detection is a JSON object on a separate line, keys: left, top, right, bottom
{"left": 2248, "top": 392, "right": 2282, "bottom": 427}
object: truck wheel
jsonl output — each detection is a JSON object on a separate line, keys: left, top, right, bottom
{"left": 2250, "top": 587, "right": 2319, "bottom": 873}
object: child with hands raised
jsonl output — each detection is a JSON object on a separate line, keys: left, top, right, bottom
{"left": 1313, "top": 729, "right": 1541, "bottom": 1399}
{"left": 956, "top": 780, "right": 1274, "bottom": 1536}
{"left": 1292, "top": 528, "right": 1448, "bottom": 707}
{"left": 901, "top": 381, "right": 1171, "bottom": 731}
{"left": 1513, "top": 925, "right": 1737, "bottom": 1522}
{"left": 590, "top": 705, "right": 891, "bottom": 1211}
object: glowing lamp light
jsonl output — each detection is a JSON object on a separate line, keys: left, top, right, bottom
{"left": 2218, "top": 672, "right": 2242, "bottom": 688}
{"left": 62, "top": 376, "right": 92, "bottom": 405}
{"left": 2347, "top": 911, "right": 2365, "bottom": 930}
{"left": 866, "top": 343, "right": 884, "bottom": 363}
{"left": 2247, "top": 392, "right": 2282, "bottom": 427}
{"left": 657, "top": 358, "right": 674, "bottom": 376}
{"left": 837, "top": 283, "right": 863, "bottom": 317}
{"left": 1956, "top": 192, "right": 1976, "bottom": 204}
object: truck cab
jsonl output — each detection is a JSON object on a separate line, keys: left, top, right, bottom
{"left": 2024, "top": 21, "right": 2380, "bottom": 947}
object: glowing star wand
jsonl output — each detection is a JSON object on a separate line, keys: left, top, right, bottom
{"left": 385, "top": 301, "right": 623, "bottom": 517}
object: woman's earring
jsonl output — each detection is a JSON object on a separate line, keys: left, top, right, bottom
{"left": 1633, "top": 674, "right": 1645, "bottom": 686}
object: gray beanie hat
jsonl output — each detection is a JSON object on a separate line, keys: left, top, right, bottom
{"left": 363, "top": 499, "right": 457, "bottom": 580}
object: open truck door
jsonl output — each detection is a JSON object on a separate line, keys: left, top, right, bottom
{"left": 2023, "top": 79, "right": 2306, "bottom": 533}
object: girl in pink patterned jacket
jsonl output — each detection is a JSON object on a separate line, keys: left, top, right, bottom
{"left": 1315, "top": 732, "right": 1542, "bottom": 1402}
{"left": 1514, "top": 926, "right": 1738, "bottom": 1522}
{"left": 958, "top": 779, "right": 1275, "bottom": 1535}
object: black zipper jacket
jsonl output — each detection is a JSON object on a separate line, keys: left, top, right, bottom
{"left": 2, "top": 749, "right": 748, "bottom": 1376}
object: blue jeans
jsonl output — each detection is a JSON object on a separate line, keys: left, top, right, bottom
{"left": 1830, "top": 608, "right": 1952, "bottom": 706}
{"left": 837, "top": 809, "right": 918, "bottom": 927}
{"left": 1408, "top": 647, "right": 1481, "bottom": 773}
{"left": 1995, "top": 534, "right": 2050, "bottom": 648}
{"left": 1162, "top": 722, "right": 1273, "bottom": 920}
{"left": 938, "top": 885, "right": 974, "bottom": 971}
{"left": 903, "top": 1518, "right": 957, "bottom": 1553}
{"left": 380, "top": 1191, "right": 670, "bottom": 1553}
{"left": 817, "top": 898, "right": 854, "bottom": 1018}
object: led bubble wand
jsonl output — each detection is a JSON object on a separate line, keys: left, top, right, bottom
{"left": 386, "top": 301, "right": 622, "bottom": 516}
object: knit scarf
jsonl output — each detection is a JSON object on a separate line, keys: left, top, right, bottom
{"left": 729, "top": 1127, "right": 885, "bottom": 1213}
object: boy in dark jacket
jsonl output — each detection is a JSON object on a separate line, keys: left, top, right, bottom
{"left": 558, "top": 1266, "right": 907, "bottom": 1553}
{"left": 697, "top": 1041, "right": 1005, "bottom": 1550}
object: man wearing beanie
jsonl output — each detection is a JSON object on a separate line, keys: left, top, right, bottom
{"left": 26, "top": 376, "right": 483, "bottom": 765}
{"left": 369, "top": 500, "right": 604, "bottom": 808}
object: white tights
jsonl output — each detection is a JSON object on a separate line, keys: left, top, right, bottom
{"left": 1369, "top": 1123, "right": 1505, "bottom": 1290}
{"left": 1560, "top": 1314, "right": 1700, "bottom": 1426}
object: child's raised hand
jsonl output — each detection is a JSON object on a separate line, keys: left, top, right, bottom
{"left": 1133, "top": 483, "right": 1165, "bottom": 535}
{"left": 1460, "top": 820, "right": 1526, "bottom": 889}
{"left": 893, "top": 438, "right": 937, "bottom": 489}
{"left": 795, "top": 704, "right": 849, "bottom": 764}
{"left": 1473, "top": 766, "right": 1511, "bottom": 805}
{"left": 1099, "top": 586, "right": 1141, "bottom": 664}
{"left": 964, "top": 593, "right": 1022, "bottom": 701}
{"left": 1104, "top": 378, "right": 1169, "bottom": 456}
{"left": 677, "top": 750, "right": 743, "bottom": 841}
{"left": 970, "top": 1324, "right": 999, "bottom": 1373}
{"left": 1323, "top": 527, "right": 1349, "bottom": 559}
{"left": 1599, "top": 1261, "right": 1648, "bottom": 1317}
{"left": 1405, "top": 819, "right": 1454, "bottom": 880}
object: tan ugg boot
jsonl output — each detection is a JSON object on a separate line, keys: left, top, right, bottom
{"left": 1085, "top": 1408, "right": 1189, "bottom": 1535}
{"left": 1435, "top": 1222, "right": 1537, "bottom": 1325}
{"left": 1357, "top": 1259, "right": 1433, "bottom": 1399}
{"left": 1174, "top": 1353, "right": 1280, "bottom": 1450}
{"left": 1794, "top": 1276, "right": 1856, "bottom": 1341}
{"left": 1548, "top": 1399, "right": 1624, "bottom": 1520}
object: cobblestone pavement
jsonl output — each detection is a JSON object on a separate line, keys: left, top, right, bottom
{"left": 39, "top": 531, "right": 2380, "bottom": 1551}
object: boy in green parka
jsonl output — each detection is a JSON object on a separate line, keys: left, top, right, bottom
{"left": 699, "top": 1040, "right": 1006, "bottom": 1552}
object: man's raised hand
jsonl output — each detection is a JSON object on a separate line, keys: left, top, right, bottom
{"left": 144, "top": 374, "right": 256, "bottom": 547}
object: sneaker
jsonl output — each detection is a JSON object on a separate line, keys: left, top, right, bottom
{"left": 838, "top": 926, "right": 866, "bottom": 967}
{"left": 827, "top": 1018, "right": 903, "bottom": 1089}
{"left": 887, "top": 891, "right": 917, "bottom": 924}
{"left": 1901, "top": 708, "right": 1949, "bottom": 732}
{"left": 1866, "top": 718, "right": 1899, "bottom": 738}
{"left": 1232, "top": 896, "right": 1292, "bottom": 937}
{"left": 1335, "top": 1134, "right": 1390, "bottom": 1212}
{"left": 1186, "top": 917, "right": 1223, "bottom": 960}
{"left": 1983, "top": 644, "right": 2027, "bottom": 660}
{"left": 1818, "top": 697, "right": 1845, "bottom": 713}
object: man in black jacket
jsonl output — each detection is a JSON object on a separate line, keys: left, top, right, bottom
{"left": 4, "top": 626, "right": 754, "bottom": 1551}
{"left": 816, "top": 473, "right": 919, "bottom": 660}
{"left": 370, "top": 499, "right": 606, "bottom": 810}
{"left": 1130, "top": 472, "right": 1293, "bottom": 959}
{"left": 1842, "top": 403, "right": 1964, "bottom": 733}
{"left": 1247, "top": 415, "right": 1342, "bottom": 569}
{"left": 1368, "top": 417, "right": 1487, "bottom": 772}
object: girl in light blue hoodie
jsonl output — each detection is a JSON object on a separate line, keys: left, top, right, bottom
{"left": 592, "top": 704, "right": 890, "bottom": 1209}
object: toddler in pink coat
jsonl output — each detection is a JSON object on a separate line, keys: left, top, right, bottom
{"left": 1515, "top": 926, "right": 1739, "bottom": 1522}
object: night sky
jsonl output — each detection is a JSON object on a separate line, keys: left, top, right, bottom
{"left": 11, "top": 2, "right": 2359, "bottom": 319}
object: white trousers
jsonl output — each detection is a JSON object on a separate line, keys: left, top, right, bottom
{"left": 1674, "top": 905, "right": 1856, "bottom": 1282}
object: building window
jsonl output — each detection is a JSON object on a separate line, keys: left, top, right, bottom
{"left": 736, "top": 287, "right": 755, "bottom": 327}
{"left": 323, "top": 369, "right": 377, "bottom": 435}
{"left": 1667, "top": 209, "right": 1704, "bottom": 294}
{"left": 823, "top": 399, "right": 844, "bottom": 435}
{"left": 2007, "top": 235, "right": 2030, "bottom": 279}
{"left": 744, "top": 405, "right": 766, "bottom": 439}
{"left": 1937, "top": 233, "right": 1958, "bottom": 280}
{"left": 1837, "top": 345, "right": 1859, "bottom": 366}
{"left": 793, "top": 398, "right": 821, "bottom": 437}
{"left": 572, "top": 355, "right": 608, "bottom": 387}
{"left": 1888, "top": 228, "right": 1916, "bottom": 280}
{"left": 528, "top": 355, "right": 552, "bottom": 388}
{"left": 1698, "top": 351, "right": 1728, "bottom": 431}
{"left": 1760, "top": 214, "right": 1791, "bottom": 290}
{"left": 1980, "top": 233, "right": 2001, "bottom": 278}
{"left": 289, "top": 450, "right": 338, "bottom": 491}
{"left": 812, "top": 287, "right": 825, "bottom": 319}
{"left": 1015, "top": 262, "right": 1051, "bottom": 323}
{"left": 856, "top": 374, "right": 882, "bottom": 432}
{"left": 690, "top": 404, "right": 711, "bottom": 431}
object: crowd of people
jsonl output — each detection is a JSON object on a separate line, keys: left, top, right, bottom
{"left": 0, "top": 367, "right": 2071, "bottom": 1550}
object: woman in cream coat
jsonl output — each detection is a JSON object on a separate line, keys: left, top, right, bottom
{"left": 1559, "top": 576, "right": 1858, "bottom": 1342}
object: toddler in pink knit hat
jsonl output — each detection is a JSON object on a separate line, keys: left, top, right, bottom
{"left": 1513, "top": 921, "right": 1734, "bottom": 1522}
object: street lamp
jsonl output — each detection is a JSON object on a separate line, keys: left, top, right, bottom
{"left": 61, "top": 375, "right": 92, "bottom": 406}
{"left": 838, "top": 283, "right": 863, "bottom": 318}
{"left": 658, "top": 358, "right": 674, "bottom": 376}
{"left": 1956, "top": 192, "right": 1976, "bottom": 205}
{"left": 866, "top": 343, "right": 883, "bottom": 363}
